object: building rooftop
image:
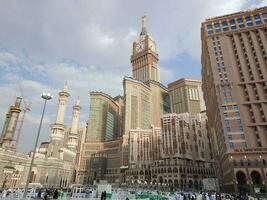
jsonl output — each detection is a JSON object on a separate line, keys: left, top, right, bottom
{"left": 90, "top": 91, "right": 116, "bottom": 102}
{"left": 168, "top": 78, "right": 201, "bottom": 88}
{"left": 205, "top": 6, "right": 267, "bottom": 22}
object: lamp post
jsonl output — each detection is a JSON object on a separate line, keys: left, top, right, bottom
{"left": 23, "top": 93, "right": 53, "bottom": 198}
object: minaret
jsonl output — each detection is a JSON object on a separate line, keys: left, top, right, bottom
{"left": 0, "top": 97, "right": 22, "bottom": 149}
{"left": 131, "top": 16, "right": 160, "bottom": 83}
{"left": 67, "top": 97, "right": 81, "bottom": 152}
{"left": 47, "top": 83, "right": 70, "bottom": 159}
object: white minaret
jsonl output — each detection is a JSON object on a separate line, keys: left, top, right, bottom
{"left": 47, "top": 83, "right": 70, "bottom": 159}
{"left": 55, "top": 82, "right": 69, "bottom": 125}
{"left": 67, "top": 97, "right": 81, "bottom": 151}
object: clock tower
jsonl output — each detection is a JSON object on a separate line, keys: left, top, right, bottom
{"left": 131, "top": 16, "right": 160, "bottom": 82}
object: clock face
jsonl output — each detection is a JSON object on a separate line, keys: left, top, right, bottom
{"left": 149, "top": 44, "right": 156, "bottom": 52}
{"left": 136, "top": 41, "right": 145, "bottom": 52}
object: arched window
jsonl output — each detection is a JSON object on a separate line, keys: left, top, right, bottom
{"left": 251, "top": 171, "right": 262, "bottom": 185}
{"left": 236, "top": 171, "right": 247, "bottom": 185}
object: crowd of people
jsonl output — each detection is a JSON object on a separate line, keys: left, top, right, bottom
{"left": 173, "top": 192, "right": 265, "bottom": 200}
{"left": 0, "top": 187, "right": 266, "bottom": 199}
{"left": 41, "top": 188, "right": 65, "bottom": 199}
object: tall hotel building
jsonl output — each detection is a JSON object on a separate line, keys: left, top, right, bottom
{"left": 168, "top": 79, "right": 206, "bottom": 114}
{"left": 201, "top": 7, "right": 267, "bottom": 193}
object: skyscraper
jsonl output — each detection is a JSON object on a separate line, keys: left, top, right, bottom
{"left": 122, "top": 16, "right": 170, "bottom": 168}
{"left": 168, "top": 78, "right": 206, "bottom": 114}
{"left": 79, "top": 92, "right": 123, "bottom": 184}
{"left": 201, "top": 6, "right": 267, "bottom": 193}
{"left": 131, "top": 16, "right": 160, "bottom": 82}
{"left": 87, "top": 92, "right": 121, "bottom": 142}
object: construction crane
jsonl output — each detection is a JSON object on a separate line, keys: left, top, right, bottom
{"left": 13, "top": 84, "right": 31, "bottom": 152}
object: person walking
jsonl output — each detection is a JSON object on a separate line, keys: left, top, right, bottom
{"left": 53, "top": 188, "right": 58, "bottom": 199}
{"left": 44, "top": 189, "right": 48, "bottom": 200}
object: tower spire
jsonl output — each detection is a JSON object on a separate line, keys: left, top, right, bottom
{"left": 63, "top": 81, "right": 68, "bottom": 92}
{"left": 140, "top": 15, "right": 147, "bottom": 35}
{"left": 75, "top": 96, "right": 80, "bottom": 106}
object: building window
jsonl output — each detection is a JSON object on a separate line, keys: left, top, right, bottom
{"left": 207, "top": 24, "right": 212, "bottom": 29}
{"left": 208, "top": 30, "right": 213, "bottom": 35}
{"left": 214, "top": 23, "right": 220, "bottom": 28}
{"left": 254, "top": 15, "right": 260, "bottom": 20}
{"left": 245, "top": 16, "right": 252, "bottom": 21}
{"left": 225, "top": 120, "right": 229, "bottom": 125}
{"left": 223, "top": 27, "right": 229, "bottom": 32}
{"left": 231, "top": 26, "right": 237, "bottom": 30}
{"left": 234, "top": 112, "right": 240, "bottom": 117}
{"left": 229, "top": 142, "right": 234, "bottom": 149}
{"left": 215, "top": 29, "right": 221, "bottom": 33}
{"left": 239, "top": 24, "right": 245, "bottom": 28}
{"left": 263, "top": 13, "right": 267, "bottom": 18}
{"left": 255, "top": 20, "right": 262, "bottom": 25}
{"left": 238, "top": 126, "right": 244, "bottom": 132}
{"left": 228, "top": 134, "right": 232, "bottom": 140}
{"left": 247, "top": 22, "right": 253, "bottom": 27}
{"left": 233, "top": 105, "right": 239, "bottom": 110}
{"left": 222, "top": 21, "right": 228, "bottom": 26}
{"left": 237, "top": 18, "right": 243, "bottom": 23}
{"left": 229, "top": 19, "right": 235, "bottom": 25}
{"left": 226, "top": 126, "right": 231, "bottom": 132}
{"left": 241, "top": 142, "right": 247, "bottom": 149}
{"left": 240, "top": 134, "right": 245, "bottom": 139}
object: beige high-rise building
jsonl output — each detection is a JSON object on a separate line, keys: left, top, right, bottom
{"left": 126, "top": 112, "right": 215, "bottom": 190}
{"left": 121, "top": 16, "right": 171, "bottom": 168}
{"left": 201, "top": 6, "right": 267, "bottom": 193}
{"left": 168, "top": 79, "right": 206, "bottom": 114}
{"left": 79, "top": 16, "right": 171, "bottom": 184}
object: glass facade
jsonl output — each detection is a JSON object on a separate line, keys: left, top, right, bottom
{"left": 141, "top": 92, "right": 151, "bottom": 129}
{"left": 87, "top": 98, "right": 106, "bottom": 141}
{"left": 87, "top": 93, "right": 119, "bottom": 142}
{"left": 105, "top": 111, "right": 115, "bottom": 141}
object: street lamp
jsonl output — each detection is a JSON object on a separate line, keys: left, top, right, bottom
{"left": 23, "top": 93, "right": 53, "bottom": 198}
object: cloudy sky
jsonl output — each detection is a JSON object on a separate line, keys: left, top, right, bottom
{"left": 0, "top": 0, "right": 266, "bottom": 152}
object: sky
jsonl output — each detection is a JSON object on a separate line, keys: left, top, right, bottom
{"left": 0, "top": 0, "right": 266, "bottom": 153}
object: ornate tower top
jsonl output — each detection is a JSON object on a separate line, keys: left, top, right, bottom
{"left": 75, "top": 96, "right": 80, "bottom": 106}
{"left": 131, "top": 16, "right": 160, "bottom": 83}
{"left": 63, "top": 81, "right": 68, "bottom": 92}
{"left": 140, "top": 15, "right": 147, "bottom": 36}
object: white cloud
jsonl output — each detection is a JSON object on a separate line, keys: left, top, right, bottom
{"left": 0, "top": 0, "right": 258, "bottom": 66}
